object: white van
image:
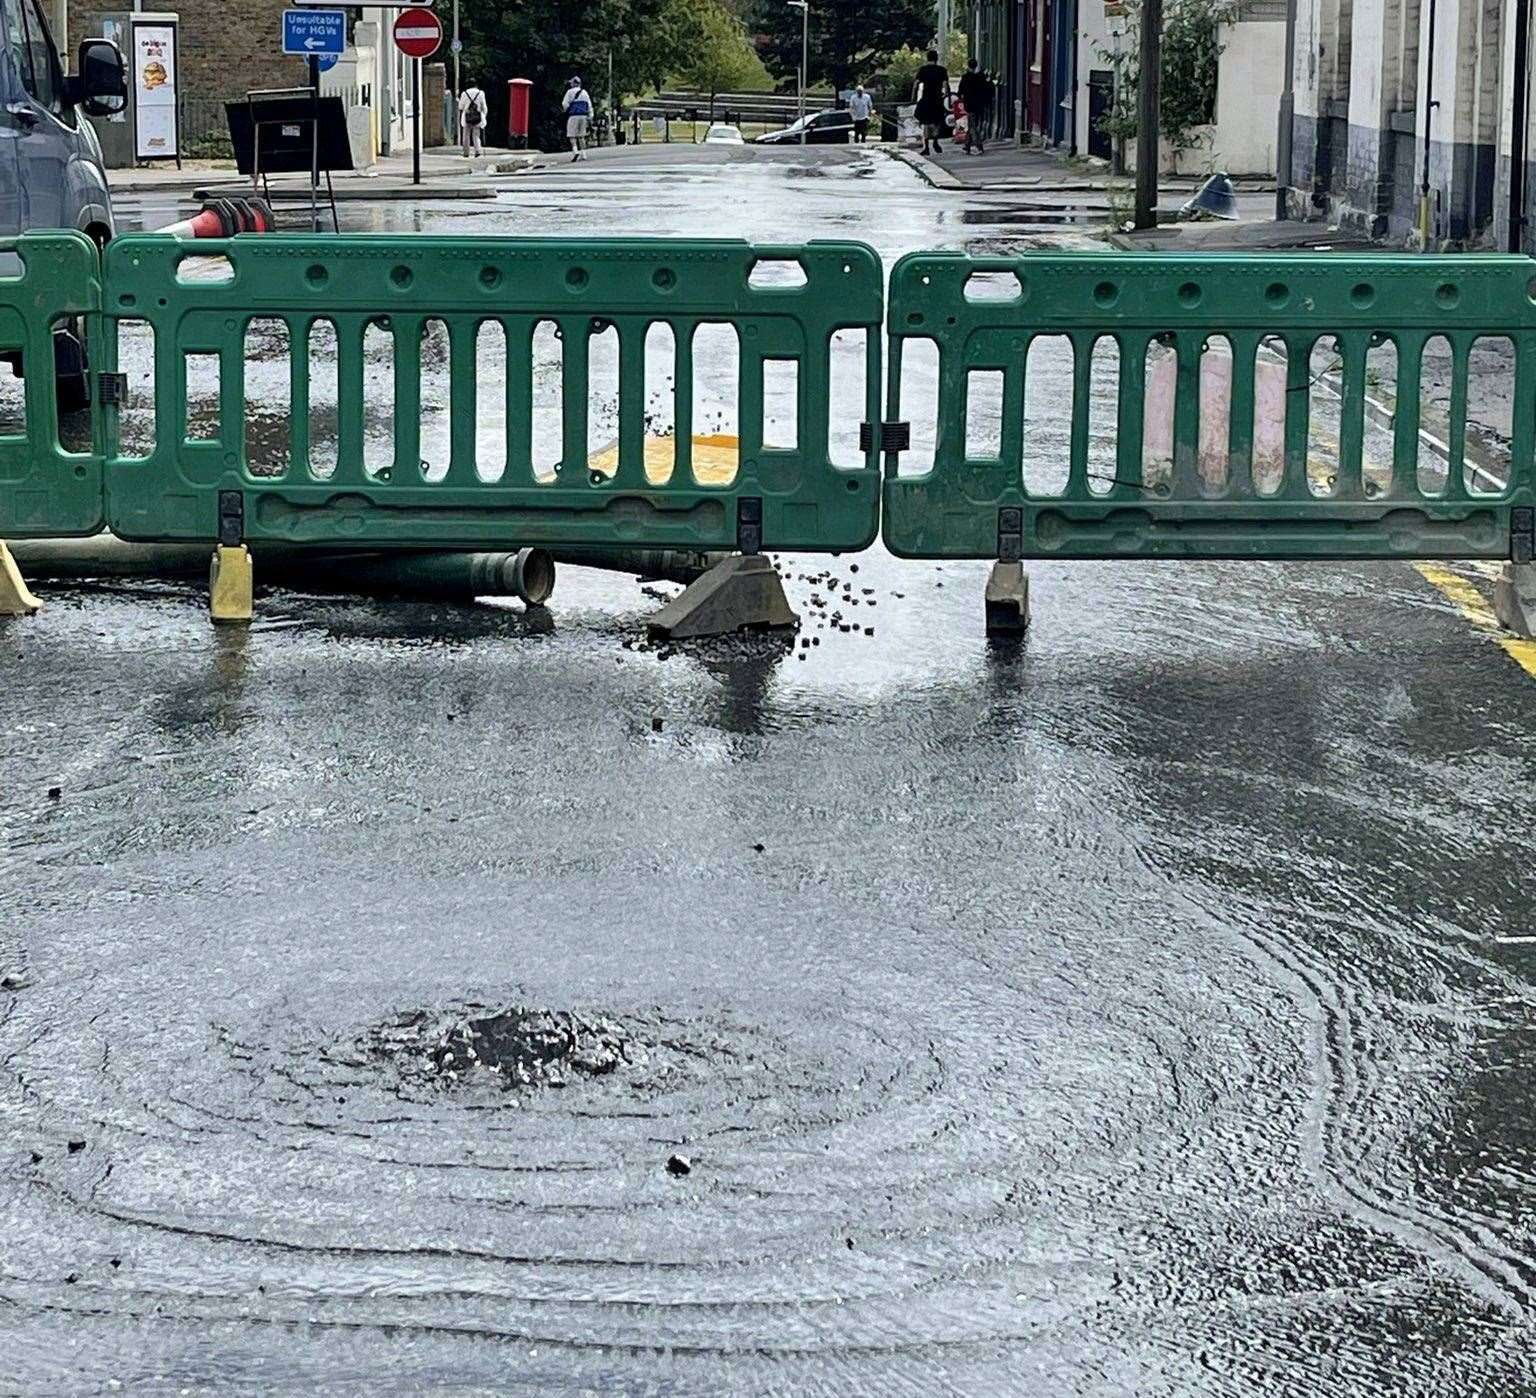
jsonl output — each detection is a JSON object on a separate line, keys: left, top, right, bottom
{"left": 0, "top": 4, "right": 127, "bottom": 406}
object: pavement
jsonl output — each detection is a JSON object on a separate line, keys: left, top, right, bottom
{"left": 895, "top": 137, "right": 1275, "bottom": 193}
{"left": 108, "top": 145, "right": 539, "bottom": 202}
{"left": 7, "top": 140, "right": 1536, "bottom": 1395}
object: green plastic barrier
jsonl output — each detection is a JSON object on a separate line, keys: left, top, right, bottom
{"left": 882, "top": 252, "right": 1536, "bottom": 561}
{"left": 0, "top": 231, "right": 104, "bottom": 537}
{"left": 102, "top": 235, "right": 884, "bottom": 554}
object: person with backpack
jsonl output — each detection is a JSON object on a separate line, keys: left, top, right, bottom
{"left": 458, "top": 80, "right": 488, "bottom": 158}
{"left": 563, "top": 76, "right": 593, "bottom": 161}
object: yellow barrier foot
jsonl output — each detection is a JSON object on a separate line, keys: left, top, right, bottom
{"left": 0, "top": 541, "right": 41, "bottom": 616}
{"left": 984, "top": 561, "right": 1030, "bottom": 637}
{"left": 646, "top": 554, "right": 797, "bottom": 641}
{"left": 209, "top": 545, "right": 254, "bottom": 624}
{"left": 1495, "top": 562, "right": 1536, "bottom": 638}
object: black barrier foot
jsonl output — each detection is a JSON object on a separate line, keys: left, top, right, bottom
{"left": 1495, "top": 563, "right": 1536, "bottom": 638}
{"left": 984, "top": 561, "right": 1030, "bottom": 638}
{"left": 646, "top": 554, "right": 797, "bottom": 641}
{"left": 0, "top": 541, "right": 40, "bottom": 616}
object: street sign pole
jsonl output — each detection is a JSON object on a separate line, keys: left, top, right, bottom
{"left": 390, "top": 6, "right": 441, "bottom": 182}
{"left": 309, "top": 54, "right": 320, "bottom": 232}
{"left": 282, "top": 8, "right": 346, "bottom": 231}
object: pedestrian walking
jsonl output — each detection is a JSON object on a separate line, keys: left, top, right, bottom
{"left": 563, "top": 76, "right": 593, "bottom": 161}
{"left": 912, "top": 48, "right": 950, "bottom": 156}
{"left": 458, "top": 80, "right": 487, "bottom": 158}
{"left": 958, "top": 59, "right": 991, "bottom": 155}
{"left": 847, "top": 84, "right": 874, "bottom": 143}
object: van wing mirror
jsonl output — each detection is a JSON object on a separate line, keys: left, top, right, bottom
{"left": 73, "top": 38, "right": 128, "bottom": 117}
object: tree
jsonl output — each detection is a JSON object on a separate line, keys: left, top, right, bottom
{"left": 673, "top": 1, "right": 774, "bottom": 116}
{"left": 460, "top": 0, "right": 741, "bottom": 148}
{"left": 751, "top": 0, "right": 933, "bottom": 93}
{"left": 878, "top": 31, "right": 967, "bottom": 102}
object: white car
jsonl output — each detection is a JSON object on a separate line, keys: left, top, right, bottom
{"left": 703, "top": 123, "right": 745, "bottom": 145}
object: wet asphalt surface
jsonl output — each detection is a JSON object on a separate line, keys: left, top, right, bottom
{"left": 6, "top": 146, "right": 1536, "bottom": 1394}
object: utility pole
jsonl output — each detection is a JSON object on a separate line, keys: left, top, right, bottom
{"left": 1133, "top": 0, "right": 1161, "bottom": 230}
{"left": 1275, "top": 0, "right": 1295, "bottom": 219}
{"left": 937, "top": 0, "right": 951, "bottom": 66}
{"left": 452, "top": 0, "right": 460, "bottom": 107}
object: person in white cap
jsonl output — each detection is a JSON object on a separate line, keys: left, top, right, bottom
{"left": 562, "top": 76, "right": 593, "bottom": 161}
{"left": 458, "top": 79, "right": 487, "bottom": 158}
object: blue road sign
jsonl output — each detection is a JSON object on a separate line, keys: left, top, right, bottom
{"left": 282, "top": 8, "right": 346, "bottom": 57}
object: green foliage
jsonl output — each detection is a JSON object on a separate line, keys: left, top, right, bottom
{"left": 878, "top": 32, "right": 967, "bottom": 100}
{"left": 672, "top": 1, "right": 774, "bottom": 97}
{"left": 460, "top": 0, "right": 719, "bottom": 147}
{"left": 751, "top": 0, "right": 933, "bottom": 92}
{"left": 1095, "top": 0, "right": 1236, "bottom": 156}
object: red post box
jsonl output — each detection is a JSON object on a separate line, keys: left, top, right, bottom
{"left": 507, "top": 78, "right": 532, "bottom": 148}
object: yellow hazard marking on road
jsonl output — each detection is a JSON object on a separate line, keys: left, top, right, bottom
{"left": 1413, "top": 562, "right": 1536, "bottom": 680}
{"left": 587, "top": 434, "right": 740, "bottom": 486}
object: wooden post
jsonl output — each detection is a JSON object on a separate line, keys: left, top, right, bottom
{"left": 1133, "top": 0, "right": 1161, "bottom": 230}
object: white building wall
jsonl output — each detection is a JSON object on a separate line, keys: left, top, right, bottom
{"left": 1203, "top": 20, "right": 1287, "bottom": 174}
{"left": 1072, "top": 12, "right": 1285, "bottom": 175}
{"left": 1347, "top": 0, "right": 1386, "bottom": 132}
{"left": 1295, "top": 0, "right": 1322, "bottom": 121}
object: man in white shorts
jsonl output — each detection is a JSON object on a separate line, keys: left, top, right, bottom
{"left": 562, "top": 76, "right": 592, "bottom": 161}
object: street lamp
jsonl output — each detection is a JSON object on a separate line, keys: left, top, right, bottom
{"left": 787, "top": 0, "right": 808, "bottom": 145}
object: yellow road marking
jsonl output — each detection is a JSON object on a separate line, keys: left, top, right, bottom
{"left": 1414, "top": 562, "right": 1536, "bottom": 680}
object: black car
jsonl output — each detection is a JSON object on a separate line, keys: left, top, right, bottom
{"left": 754, "top": 110, "right": 854, "bottom": 145}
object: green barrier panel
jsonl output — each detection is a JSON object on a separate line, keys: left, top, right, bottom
{"left": 103, "top": 235, "right": 883, "bottom": 554}
{"left": 882, "top": 251, "right": 1536, "bottom": 561}
{"left": 0, "top": 231, "right": 104, "bottom": 538}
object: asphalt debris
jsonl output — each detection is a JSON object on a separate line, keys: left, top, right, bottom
{"left": 366, "top": 1005, "right": 644, "bottom": 1093}
{"left": 666, "top": 1153, "right": 692, "bottom": 1177}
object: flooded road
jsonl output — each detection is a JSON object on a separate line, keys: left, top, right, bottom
{"left": 5, "top": 146, "right": 1536, "bottom": 1395}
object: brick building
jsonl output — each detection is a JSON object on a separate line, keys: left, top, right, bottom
{"left": 69, "top": 1, "right": 312, "bottom": 102}
{"left": 61, "top": 3, "right": 420, "bottom": 159}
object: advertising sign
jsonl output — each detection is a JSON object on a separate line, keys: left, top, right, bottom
{"left": 132, "top": 18, "right": 179, "bottom": 161}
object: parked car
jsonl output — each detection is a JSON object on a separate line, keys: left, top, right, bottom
{"left": 0, "top": 9, "right": 127, "bottom": 409}
{"left": 703, "top": 123, "right": 744, "bottom": 145}
{"left": 754, "top": 110, "right": 854, "bottom": 145}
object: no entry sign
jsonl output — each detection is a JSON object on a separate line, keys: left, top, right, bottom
{"left": 392, "top": 7, "right": 441, "bottom": 58}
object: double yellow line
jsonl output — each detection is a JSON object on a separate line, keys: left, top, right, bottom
{"left": 1414, "top": 562, "right": 1536, "bottom": 679}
